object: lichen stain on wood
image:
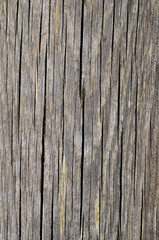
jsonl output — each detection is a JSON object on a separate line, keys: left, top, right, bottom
{"left": 60, "top": 158, "right": 67, "bottom": 238}
{"left": 54, "top": 1, "right": 59, "bottom": 40}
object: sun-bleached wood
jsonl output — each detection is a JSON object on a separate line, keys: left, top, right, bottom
{"left": 0, "top": 0, "right": 159, "bottom": 239}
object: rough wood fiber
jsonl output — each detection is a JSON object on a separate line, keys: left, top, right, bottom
{"left": 0, "top": 0, "right": 159, "bottom": 239}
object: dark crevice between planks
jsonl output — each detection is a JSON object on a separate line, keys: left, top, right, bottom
{"left": 40, "top": 44, "right": 47, "bottom": 240}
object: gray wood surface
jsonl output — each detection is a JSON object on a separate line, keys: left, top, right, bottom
{"left": 0, "top": 0, "right": 159, "bottom": 239}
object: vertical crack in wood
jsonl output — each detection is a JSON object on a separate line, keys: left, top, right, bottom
{"left": 11, "top": 95, "right": 14, "bottom": 166}
{"left": 130, "top": 57, "right": 133, "bottom": 91}
{"left": 111, "top": 0, "right": 115, "bottom": 74}
{"left": 64, "top": 191, "right": 67, "bottom": 237}
{"left": 80, "top": 215, "right": 84, "bottom": 240}
{"left": 118, "top": 52, "right": 121, "bottom": 140}
{"left": 40, "top": 44, "right": 47, "bottom": 240}
{"left": 1, "top": 0, "right": 158, "bottom": 238}
{"left": 60, "top": 158, "right": 67, "bottom": 237}
{"left": 79, "top": 0, "right": 85, "bottom": 233}
{"left": 62, "top": 19, "right": 67, "bottom": 165}
{"left": 6, "top": 53, "right": 8, "bottom": 100}
{"left": 28, "top": 0, "right": 31, "bottom": 36}
{"left": 57, "top": 141, "right": 60, "bottom": 195}
{"left": 39, "top": 0, "right": 43, "bottom": 55}
{"left": 118, "top": 50, "right": 122, "bottom": 239}
{"left": 100, "top": 41, "right": 102, "bottom": 120}
{"left": 73, "top": 1, "right": 77, "bottom": 49}
{"left": 34, "top": 57, "right": 39, "bottom": 128}
{"left": 60, "top": 4, "right": 67, "bottom": 235}
{"left": 51, "top": 180, "right": 54, "bottom": 240}
{"left": 72, "top": 132, "right": 75, "bottom": 221}
{"left": 119, "top": 129, "right": 123, "bottom": 236}
{"left": 99, "top": 187, "right": 101, "bottom": 239}
{"left": 7, "top": 206, "right": 9, "bottom": 240}
{"left": 19, "top": 141, "right": 22, "bottom": 240}
{"left": 101, "top": 120, "right": 104, "bottom": 195}
{"left": 15, "top": 0, "right": 19, "bottom": 37}
{"left": 79, "top": 0, "right": 84, "bottom": 99}
{"left": 134, "top": 77, "right": 138, "bottom": 201}
{"left": 5, "top": 0, "right": 8, "bottom": 35}
{"left": 140, "top": 187, "right": 143, "bottom": 240}
{"left": 100, "top": 0, "right": 104, "bottom": 121}
{"left": 95, "top": 191, "right": 100, "bottom": 238}
{"left": 62, "top": 0, "right": 65, "bottom": 40}
{"left": 126, "top": 0, "right": 129, "bottom": 55}
{"left": 80, "top": 87, "right": 85, "bottom": 231}
{"left": 58, "top": 141, "right": 60, "bottom": 194}
{"left": 149, "top": 115, "right": 152, "bottom": 149}
{"left": 88, "top": 175, "right": 91, "bottom": 239}
{"left": 48, "top": 0, "right": 51, "bottom": 45}
{"left": 18, "top": 22, "right": 23, "bottom": 140}
{"left": 135, "top": 0, "right": 140, "bottom": 59}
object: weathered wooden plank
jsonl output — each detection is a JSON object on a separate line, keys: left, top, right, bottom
{"left": 0, "top": 0, "right": 159, "bottom": 239}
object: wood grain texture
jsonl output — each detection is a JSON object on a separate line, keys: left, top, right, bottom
{"left": 0, "top": 0, "right": 159, "bottom": 239}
